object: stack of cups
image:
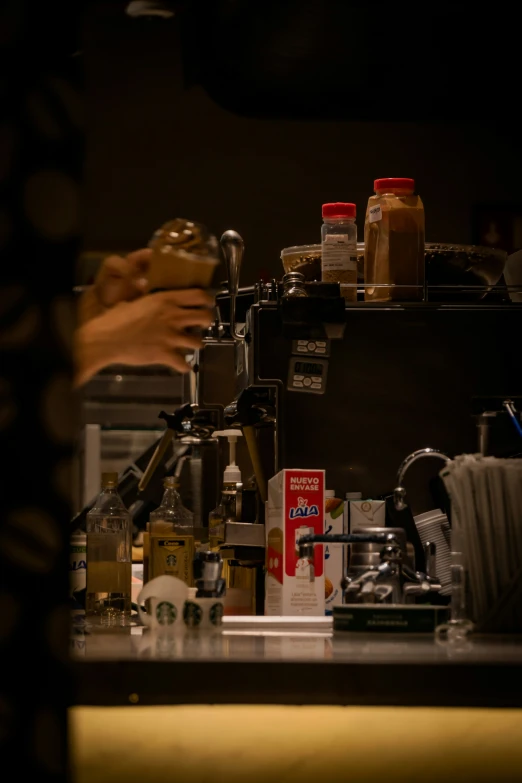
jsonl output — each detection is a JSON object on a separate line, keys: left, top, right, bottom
{"left": 413, "top": 509, "right": 452, "bottom": 595}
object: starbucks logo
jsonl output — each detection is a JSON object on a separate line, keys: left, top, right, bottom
{"left": 155, "top": 601, "right": 177, "bottom": 625}
{"left": 183, "top": 601, "right": 203, "bottom": 627}
{"left": 166, "top": 554, "right": 177, "bottom": 567}
{"left": 210, "top": 602, "right": 224, "bottom": 626}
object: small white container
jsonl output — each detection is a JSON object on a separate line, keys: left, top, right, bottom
{"left": 324, "top": 490, "right": 344, "bottom": 614}
{"left": 347, "top": 497, "right": 385, "bottom": 532}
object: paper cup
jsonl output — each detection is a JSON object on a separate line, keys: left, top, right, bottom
{"left": 147, "top": 248, "right": 219, "bottom": 290}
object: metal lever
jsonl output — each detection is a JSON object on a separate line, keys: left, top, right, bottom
{"left": 424, "top": 541, "right": 437, "bottom": 580}
{"left": 220, "top": 229, "right": 244, "bottom": 341}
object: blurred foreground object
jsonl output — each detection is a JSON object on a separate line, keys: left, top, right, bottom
{"left": 148, "top": 218, "right": 220, "bottom": 290}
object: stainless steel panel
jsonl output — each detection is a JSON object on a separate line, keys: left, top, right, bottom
{"left": 225, "top": 522, "right": 265, "bottom": 547}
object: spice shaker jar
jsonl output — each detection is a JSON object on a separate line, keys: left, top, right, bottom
{"left": 321, "top": 202, "right": 358, "bottom": 302}
{"left": 364, "top": 178, "right": 425, "bottom": 302}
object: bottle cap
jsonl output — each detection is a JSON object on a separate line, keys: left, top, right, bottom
{"left": 322, "top": 202, "right": 356, "bottom": 219}
{"left": 282, "top": 271, "right": 306, "bottom": 285}
{"left": 325, "top": 489, "right": 336, "bottom": 497}
{"left": 163, "top": 476, "right": 176, "bottom": 488}
{"left": 345, "top": 491, "right": 363, "bottom": 500}
{"left": 374, "top": 178, "right": 415, "bottom": 193}
{"left": 101, "top": 472, "right": 118, "bottom": 486}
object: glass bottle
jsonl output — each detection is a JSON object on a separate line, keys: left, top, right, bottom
{"left": 86, "top": 472, "right": 132, "bottom": 625}
{"left": 282, "top": 271, "right": 308, "bottom": 298}
{"left": 364, "top": 178, "right": 425, "bottom": 302}
{"left": 209, "top": 485, "right": 239, "bottom": 551}
{"left": 321, "top": 202, "right": 358, "bottom": 302}
{"left": 149, "top": 476, "right": 196, "bottom": 585}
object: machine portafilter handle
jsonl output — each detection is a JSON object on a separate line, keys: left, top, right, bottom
{"left": 138, "top": 404, "right": 198, "bottom": 493}
{"left": 220, "top": 229, "right": 244, "bottom": 341}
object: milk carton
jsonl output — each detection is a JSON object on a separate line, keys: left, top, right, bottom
{"left": 265, "top": 469, "right": 325, "bottom": 615}
{"left": 324, "top": 490, "right": 344, "bottom": 614}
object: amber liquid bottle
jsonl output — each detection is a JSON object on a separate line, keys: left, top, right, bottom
{"left": 149, "top": 476, "right": 197, "bottom": 586}
{"left": 86, "top": 472, "right": 132, "bottom": 625}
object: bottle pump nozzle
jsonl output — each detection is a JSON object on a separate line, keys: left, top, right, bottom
{"left": 212, "top": 429, "right": 243, "bottom": 484}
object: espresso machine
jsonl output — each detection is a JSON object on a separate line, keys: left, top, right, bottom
{"left": 188, "top": 231, "right": 522, "bottom": 516}
{"left": 71, "top": 230, "right": 522, "bottom": 617}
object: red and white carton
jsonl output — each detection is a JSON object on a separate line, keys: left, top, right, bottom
{"left": 265, "top": 469, "right": 325, "bottom": 615}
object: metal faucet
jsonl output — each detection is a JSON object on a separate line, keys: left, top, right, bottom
{"left": 393, "top": 448, "right": 450, "bottom": 511}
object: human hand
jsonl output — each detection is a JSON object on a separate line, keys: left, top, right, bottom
{"left": 78, "top": 248, "right": 152, "bottom": 324}
{"left": 75, "top": 288, "right": 214, "bottom": 386}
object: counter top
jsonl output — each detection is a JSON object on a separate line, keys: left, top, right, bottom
{"left": 71, "top": 617, "right": 522, "bottom": 707}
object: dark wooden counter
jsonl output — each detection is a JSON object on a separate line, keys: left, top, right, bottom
{"left": 71, "top": 617, "right": 522, "bottom": 708}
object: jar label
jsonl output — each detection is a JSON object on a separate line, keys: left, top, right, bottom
{"left": 369, "top": 205, "right": 382, "bottom": 223}
{"left": 321, "top": 234, "right": 357, "bottom": 272}
{"left": 150, "top": 536, "right": 194, "bottom": 583}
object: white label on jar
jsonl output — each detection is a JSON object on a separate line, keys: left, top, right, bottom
{"left": 369, "top": 205, "right": 382, "bottom": 223}
{"left": 321, "top": 234, "right": 357, "bottom": 272}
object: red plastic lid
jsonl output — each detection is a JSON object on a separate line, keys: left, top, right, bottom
{"left": 322, "top": 202, "right": 356, "bottom": 219}
{"left": 374, "top": 178, "right": 415, "bottom": 193}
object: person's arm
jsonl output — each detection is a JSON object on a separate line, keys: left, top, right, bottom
{"left": 78, "top": 249, "right": 152, "bottom": 326}
{"left": 74, "top": 317, "right": 118, "bottom": 388}
{"left": 73, "top": 289, "right": 214, "bottom": 387}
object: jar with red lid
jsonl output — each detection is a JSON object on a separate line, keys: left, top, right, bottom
{"left": 364, "top": 178, "right": 425, "bottom": 302}
{"left": 321, "top": 202, "right": 358, "bottom": 302}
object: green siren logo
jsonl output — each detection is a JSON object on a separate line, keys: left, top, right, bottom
{"left": 156, "top": 601, "right": 177, "bottom": 625}
{"left": 183, "top": 601, "right": 203, "bottom": 627}
{"left": 210, "top": 602, "right": 224, "bottom": 626}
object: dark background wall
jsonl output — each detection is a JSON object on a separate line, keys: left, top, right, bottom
{"left": 82, "top": 7, "right": 522, "bottom": 284}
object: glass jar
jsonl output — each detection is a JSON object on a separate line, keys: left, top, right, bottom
{"left": 282, "top": 271, "right": 308, "bottom": 298}
{"left": 364, "top": 178, "right": 425, "bottom": 302}
{"left": 321, "top": 202, "right": 358, "bottom": 302}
